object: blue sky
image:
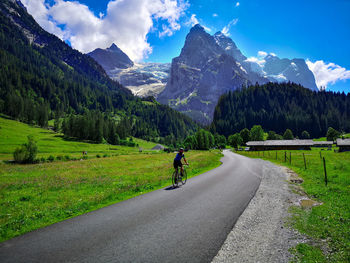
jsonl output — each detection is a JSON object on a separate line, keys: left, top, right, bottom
{"left": 22, "top": 0, "right": 350, "bottom": 92}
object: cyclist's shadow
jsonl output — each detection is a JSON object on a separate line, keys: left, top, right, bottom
{"left": 164, "top": 186, "right": 179, "bottom": 190}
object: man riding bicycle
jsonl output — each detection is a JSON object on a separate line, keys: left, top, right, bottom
{"left": 173, "top": 148, "right": 188, "bottom": 176}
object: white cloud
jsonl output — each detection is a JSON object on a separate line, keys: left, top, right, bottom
{"left": 258, "top": 51, "right": 267, "bottom": 57}
{"left": 21, "top": 0, "right": 189, "bottom": 61}
{"left": 187, "top": 13, "right": 199, "bottom": 26}
{"left": 235, "top": 2, "right": 240, "bottom": 7}
{"left": 269, "top": 52, "right": 277, "bottom": 57}
{"left": 222, "top": 18, "right": 238, "bottom": 36}
{"left": 212, "top": 13, "right": 218, "bottom": 17}
{"left": 186, "top": 14, "right": 211, "bottom": 32}
{"left": 245, "top": 56, "right": 266, "bottom": 67}
{"left": 306, "top": 60, "right": 350, "bottom": 89}
{"left": 245, "top": 51, "right": 268, "bottom": 69}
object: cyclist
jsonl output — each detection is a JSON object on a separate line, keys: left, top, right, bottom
{"left": 173, "top": 148, "right": 188, "bottom": 178}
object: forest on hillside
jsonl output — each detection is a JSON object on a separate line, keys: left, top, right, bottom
{"left": 0, "top": 0, "right": 198, "bottom": 145}
{"left": 211, "top": 83, "right": 350, "bottom": 138}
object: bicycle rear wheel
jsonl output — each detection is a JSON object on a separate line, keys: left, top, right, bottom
{"left": 172, "top": 170, "right": 179, "bottom": 187}
{"left": 181, "top": 169, "right": 187, "bottom": 185}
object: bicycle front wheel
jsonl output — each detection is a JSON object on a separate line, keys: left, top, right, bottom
{"left": 181, "top": 169, "right": 187, "bottom": 185}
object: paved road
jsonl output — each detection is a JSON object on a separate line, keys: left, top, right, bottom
{"left": 0, "top": 150, "right": 262, "bottom": 263}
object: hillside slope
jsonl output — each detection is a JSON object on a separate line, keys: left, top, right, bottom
{"left": 0, "top": 0, "right": 198, "bottom": 142}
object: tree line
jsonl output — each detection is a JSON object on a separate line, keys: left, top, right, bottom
{"left": 211, "top": 83, "right": 350, "bottom": 138}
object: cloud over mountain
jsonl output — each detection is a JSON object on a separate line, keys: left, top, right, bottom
{"left": 306, "top": 60, "right": 350, "bottom": 89}
{"left": 21, "top": 0, "right": 188, "bottom": 61}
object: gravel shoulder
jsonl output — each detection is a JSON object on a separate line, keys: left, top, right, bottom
{"left": 212, "top": 158, "right": 306, "bottom": 263}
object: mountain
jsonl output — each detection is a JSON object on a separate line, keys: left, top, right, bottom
{"left": 89, "top": 44, "right": 170, "bottom": 98}
{"left": 211, "top": 82, "right": 350, "bottom": 138}
{"left": 108, "top": 62, "right": 170, "bottom": 97}
{"left": 214, "top": 33, "right": 318, "bottom": 91}
{"left": 0, "top": 0, "right": 198, "bottom": 143}
{"left": 263, "top": 54, "right": 318, "bottom": 91}
{"left": 88, "top": 43, "right": 134, "bottom": 70}
{"left": 157, "top": 25, "right": 266, "bottom": 124}
{"left": 214, "top": 31, "right": 247, "bottom": 63}
{"left": 158, "top": 25, "right": 319, "bottom": 124}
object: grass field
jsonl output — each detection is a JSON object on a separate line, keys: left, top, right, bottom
{"left": 0, "top": 116, "right": 223, "bottom": 242}
{"left": 0, "top": 150, "right": 222, "bottom": 242}
{"left": 238, "top": 149, "right": 350, "bottom": 262}
{"left": 0, "top": 116, "right": 158, "bottom": 161}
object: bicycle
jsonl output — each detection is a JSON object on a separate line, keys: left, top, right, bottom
{"left": 172, "top": 164, "right": 188, "bottom": 187}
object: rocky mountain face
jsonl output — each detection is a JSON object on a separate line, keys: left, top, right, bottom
{"left": 89, "top": 44, "right": 170, "bottom": 98}
{"left": 158, "top": 25, "right": 266, "bottom": 124}
{"left": 88, "top": 43, "right": 134, "bottom": 70}
{"left": 108, "top": 62, "right": 170, "bottom": 97}
{"left": 263, "top": 55, "right": 318, "bottom": 91}
{"left": 158, "top": 25, "right": 318, "bottom": 123}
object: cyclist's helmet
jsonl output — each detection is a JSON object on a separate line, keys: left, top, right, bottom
{"left": 179, "top": 148, "right": 184, "bottom": 152}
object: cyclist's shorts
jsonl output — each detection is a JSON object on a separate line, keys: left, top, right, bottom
{"left": 173, "top": 160, "right": 182, "bottom": 169}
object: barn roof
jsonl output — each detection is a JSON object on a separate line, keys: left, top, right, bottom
{"left": 246, "top": 140, "right": 314, "bottom": 147}
{"left": 313, "top": 141, "right": 333, "bottom": 145}
{"left": 336, "top": 139, "right": 350, "bottom": 146}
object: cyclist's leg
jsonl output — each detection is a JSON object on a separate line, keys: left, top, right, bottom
{"left": 180, "top": 162, "right": 184, "bottom": 176}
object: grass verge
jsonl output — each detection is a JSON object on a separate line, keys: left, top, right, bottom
{"left": 238, "top": 149, "right": 350, "bottom": 262}
{"left": 0, "top": 116, "right": 157, "bottom": 161}
{"left": 0, "top": 150, "right": 222, "bottom": 242}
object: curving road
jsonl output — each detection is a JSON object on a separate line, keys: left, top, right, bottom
{"left": 0, "top": 150, "right": 262, "bottom": 263}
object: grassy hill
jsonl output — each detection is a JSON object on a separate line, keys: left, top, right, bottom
{"left": 0, "top": 116, "right": 157, "bottom": 161}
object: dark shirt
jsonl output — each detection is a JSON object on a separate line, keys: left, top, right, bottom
{"left": 174, "top": 152, "right": 184, "bottom": 161}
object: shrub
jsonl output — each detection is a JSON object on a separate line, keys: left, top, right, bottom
{"left": 96, "top": 154, "right": 101, "bottom": 158}
{"left": 326, "top": 127, "right": 340, "bottom": 141}
{"left": 25, "top": 136, "right": 37, "bottom": 163}
{"left": 56, "top": 155, "right": 63, "bottom": 160}
{"left": 301, "top": 130, "right": 310, "bottom": 139}
{"left": 47, "top": 155, "right": 55, "bottom": 162}
{"left": 40, "top": 157, "right": 46, "bottom": 163}
{"left": 13, "top": 146, "right": 27, "bottom": 163}
{"left": 64, "top": 155, "right": 70, "bottom": 160}
{"left": 103, "top": 154, "right": 109, "bottom": 158}
{"left": 13, "top": 136, "right": 38, "bottom": 163}
{"left": 82, "top": 155, "right": 88, "bottom": 160}
{"left": 283, "top": 129, "right": 294, "bottom": 140}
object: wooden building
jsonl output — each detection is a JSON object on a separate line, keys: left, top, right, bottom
{"left": 336, "top": 139, "right": 350, "bottom": 152}
{"left": 246, "top": 140, "right": 314, "bottom": 151}
{"left": 313, "top": 141, "right": 333, "bottom": 147}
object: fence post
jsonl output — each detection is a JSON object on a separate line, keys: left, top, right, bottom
{"left": 323, "top": 157, "right": 328, "bottom": 186}
{"left": 303, "top": 153, "right": 307, "bottom": 170}
{"left": 284, "top": 151, "right": 286, "bottom": 162}
{"left": 320, "top": 151, "right": 322, "bottom": 159}
{"left": 263, "top": 151, "right": 264, "bottom": 157}
{"left": 276, "top": 151, "right": 277, "bottom": 160}
{"left": 290, "top": 152, "right": 292, "bottom": 164}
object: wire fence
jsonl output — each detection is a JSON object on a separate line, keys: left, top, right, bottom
{"left": 241, "top": 149, "right": 334, "bottom": 186}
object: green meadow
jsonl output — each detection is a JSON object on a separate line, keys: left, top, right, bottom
{"left": 239, "top": 149, "right": 350, "bottom": 262}
{"left": 0, "top": 117, "right": 222, "bottom": 242}
{"left": 0, "top": 116, "right": 156, "bottom": 161}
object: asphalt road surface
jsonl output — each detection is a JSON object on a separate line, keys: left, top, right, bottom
{"left": 0, "top": 150, "right": 262, "bottom": 263}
